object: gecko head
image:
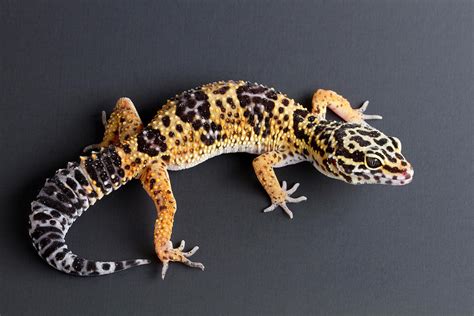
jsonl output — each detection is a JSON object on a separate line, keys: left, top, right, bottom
{"left": 322, "top": 123, "right": 414, "bottom": 185}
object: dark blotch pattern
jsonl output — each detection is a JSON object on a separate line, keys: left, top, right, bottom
{"left": 137, "top": 127, "right": 167, "bottom": 156}
{"left": 236, "top": 82, "right": 279, "bottom": 137}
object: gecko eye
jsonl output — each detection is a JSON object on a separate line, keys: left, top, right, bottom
{"left": 365, "top": 156, "right": 382, "bottom": 169}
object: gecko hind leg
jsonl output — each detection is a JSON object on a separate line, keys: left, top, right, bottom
{"left": 312, "top": 89, "right": 382, "bottom": 125}
{"left": 84, "top": 97, "right": 143, "bottom": 152}
{"left": 140, "top": 159, "right": 204, "bottom": 279}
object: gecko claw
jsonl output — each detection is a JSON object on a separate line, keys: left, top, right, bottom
{"left": 83, "top": 144, "right": 102, "bottom": 153}
{"left": 161, "top": 262, "right": 169, "bottom": 279}
{"left": 101, "top": 110, "right": 107, "bottom": 127}
{"left": 82, "top": 111, "right": 109, "bottom": 152}
{"left": 159, "top": 240, "right": 205, "bottom": 280}
{"left": 358, "top": 100, "right": 383, "bottom": 122}
{"left": 262, "top": 181, "right": 307, "bottom": 219}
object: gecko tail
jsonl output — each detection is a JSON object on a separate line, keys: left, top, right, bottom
{"left": 29, "top": 223, "right": 151, "bottom": 275}
{"left": 28, "top": 147, "right": 151, "bottom": 276}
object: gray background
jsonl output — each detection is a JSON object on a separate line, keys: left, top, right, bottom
{"left": 0, "top": 1, "right": 472, "bottom": 315}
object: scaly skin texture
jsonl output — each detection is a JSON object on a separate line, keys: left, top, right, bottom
{"left": 28, "top": 80, "right": 413, "bottom": 278}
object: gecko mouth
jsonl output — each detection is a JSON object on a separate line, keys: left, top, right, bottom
{"left": 390, "top": 165, "right": 414, "bottom": 186}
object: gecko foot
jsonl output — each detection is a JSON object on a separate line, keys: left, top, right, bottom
{"left": 83, "top": 111, "right": 108, "bottom": 152}
{"left": 357, "top": 100, "right": 383, "bottom": 124}
{"left": 262, "top": 181, "right": 307, "bottom": 219}
{"left": 159, "top": 240, "right": 205, "bottom": 280}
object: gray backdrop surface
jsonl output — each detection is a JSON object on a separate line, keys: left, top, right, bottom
{"left": 0, "top": 1, "right": 472, "bottom": 315}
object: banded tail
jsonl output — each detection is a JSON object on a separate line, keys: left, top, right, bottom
{"left": 28, "top": 146, "right": 151, "bottom": 276}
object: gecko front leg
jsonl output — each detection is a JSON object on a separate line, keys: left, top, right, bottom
{"left": 312, "top": 89, "right": 382, "bottom": 125}
{"left": 140, "top": 159, "right": 204, "bottom": 279}
{"left": 253, "top": 151, "right": 307, "bottom": 219}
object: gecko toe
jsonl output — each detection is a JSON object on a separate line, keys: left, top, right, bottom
{"left": 262, "top": 181, "right": 307, "bottom": 219}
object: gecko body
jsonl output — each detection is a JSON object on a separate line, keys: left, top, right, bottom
{"left": 29, "top": 80, "right": 413, "bottom": 278}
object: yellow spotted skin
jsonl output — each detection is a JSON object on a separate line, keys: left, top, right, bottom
{"left": 30, "top": 80, "right": 414, "bottom": 278}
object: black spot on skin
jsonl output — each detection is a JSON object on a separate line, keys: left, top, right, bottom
{"left": 102, "top": 263, "right": 111, "bottom": 270}
{"left": 125, "top": 260, "right": 141, "bottom": 267}
{"left": 194, "top": 90, "right": 206, "bottom": 100}
{"left": 389, "top": 137, "right": 400, "bottom": 149}
{"left": 115, "top": 262, "right": 124, "bottom": 270}
{"left": 263, "top": 99, "right": 275, "bottom": 112}
{"left": 102, "top": 156, "right": 116, "bottom": 179}
{"left": 197, "top": 102, "right": 211, "bottom": 119}
{"left": 55, "top": 251, "right": 66, "bottom": 261}
{"left": 176, "top": 124, "right": 183, "bottom": 132}
{"left": 383, "top": 165, "right": 403, "bottom": 173}
{"left": 340, "top": 162, "right": 355, "bottom": 174}
{"left": 213, "top": 86, "right": 229, "bottom": 94}
{"left": 294, "top": 109, "right": 309, "bottom": 118}
{"left": 282, "top": 98, "right": 289, "bottom": 106}
{"left": 38, "top": 237, "right": 51, "bottom": 250}
{"left": 336, "top": 147, "right": 365, "bottom": 163}
{"left": 161, "top": 116, "right": 171, "bottom": 127}
{"left": 341, "top": 173, "right": 352, "bottom": 183}
{"left": 117, "top": 169, "right": 125, "bottom": 177}
{"left": 192, "top": 120, "right": 202, "bottom": 130}
{"left": 42, "top": 186, "right": 55, "bottom": 196}
{"left": 42, "top": 240, "right": 63, "bottom": 259}
{"left": 123, "top": 145, "right": 131, "bottom": 154}
{"left": 354, "top": 172, "right": 371, "bottom": 180}
{"left": 350, "top": 136, "right": 371, "bottom": 147}
{"left": 74, "top": 170, "right": 88, "bottom": 186}
{"left": 66, "top": 178, "right": 78, "bottom": 190}
{"left": 73, "top": 257, "right": 85, "bottom": 271}
{"left": 31, "top": 226, "right": 63, "bottom": 243}
{"left": 374, "top": 138, "right": 388, "bottom": 146}
{"left": 358, "top": 130, "right": 381, "bottom": 138}
{"left": 216, "top": 100, "right": 224, "bottom": 111}
{"left": 265, "top": 90, "right": 278, "bottom": 100}
{"left": 395, "top": 153, "right": 404, "bottom": 160}
{"left": 228, "top": 98, "right": 236, "bottom": 110}
{"left": 86, "top": 261, "right": 95, "bottom": 271}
